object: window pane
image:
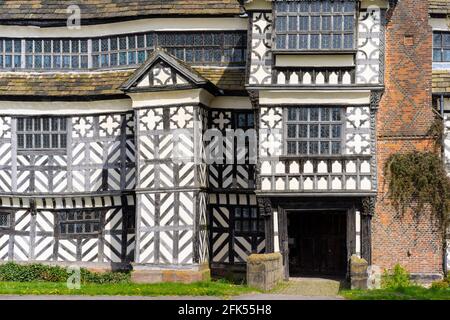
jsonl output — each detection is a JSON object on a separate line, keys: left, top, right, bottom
{"left": 332, "top": 142, "right": 341, "bottom": 154}
{"left": 298, "top": 124, "right": 308, "bottom": 138}
{"left": 310, "top": 108, "right": 319, "bottom": 121}
{"left": 444, "top": 49, "right": 450, "bottom": 62}
{"left": 310, "top": 125, "right": 319, "bottom": 138}
{"left": 299, "top": 108, "right": 308, "bottom": 121}
{"left": 287, "top": 142, "right": 296, "bottom": 155}
{"left": 321, "top": 108, "right": 330, "bottom": 121}
{"left": 320, "top": 141, "right": 330, "bottom": 154}
{"left": 298, "top": 141, "right": 308, "bottom": 154}
{"left": 287, "top": 125, "right": 297, "bottom": 138}
{"left": 320, "top": 125, "right": 330, "bottom": 138}
{"left": 332, "top": 108, "right": 341, "bottom": 121}
{"left": 288, "top": 35, "right": 298, "bottom": 49}
{"left": 444, "top": 33, "right": 450, "bottom": 47}
{"left": 332, "top": 125, "right": 342, "bottom": 138}
{"left": 310, "top": 141, "right": 319, "bottom": 154}
{"left": 310, "top": 34, "right": 320, "bottom": 49}
{"left": 288, "top": 16, "right": 298, "bottom": 31}
{"left": 434, "top": 49, "right": 442, "bottom": 62}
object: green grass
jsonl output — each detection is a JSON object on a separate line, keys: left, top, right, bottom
{"left": 341, "top": 286, "right": 450, "bottom": 300}
{"left": 0, "top": 281, "right": 259, "bottom": 297}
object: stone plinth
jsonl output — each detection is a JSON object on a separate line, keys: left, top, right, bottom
{"left": 247, "top": 253, "right": 283, "bottom": 292}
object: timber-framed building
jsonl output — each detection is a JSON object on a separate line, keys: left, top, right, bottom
{"left": 0, "top": 0, "right": 445, "bottom": 282}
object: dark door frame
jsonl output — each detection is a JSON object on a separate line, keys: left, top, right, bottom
{"left": 259, "top": 196, "right": 374, "bottom": 280}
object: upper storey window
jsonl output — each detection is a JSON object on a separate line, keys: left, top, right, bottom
{"left": 274, "top": 0, "right": 356, "bottom": 51}
{"left": 433, "top": 32, "right": 450, "bottom": 62}
{"left": 17, "top": 117, "right": 67, "bottom": 153}
{"left": 0, "top": 31, "right": 247, "bottom": 71}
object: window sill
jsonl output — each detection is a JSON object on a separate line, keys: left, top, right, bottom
{"left": 272, "top": 49, "right": 357, "bottom": 55}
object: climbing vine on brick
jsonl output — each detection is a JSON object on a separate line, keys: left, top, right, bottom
{"left": 384, "top": 152, "right": 450, "bottom": 227}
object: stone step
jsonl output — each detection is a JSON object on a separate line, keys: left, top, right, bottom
{"left": 273, "top": 278, "right": 346, "bottom": 297}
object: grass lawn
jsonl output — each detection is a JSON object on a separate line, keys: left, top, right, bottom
{"left": 341, "top": 287, "right": 450, "bottom": 300}
{"left": 0, "top": 281, "right": 259, "bottom": 297}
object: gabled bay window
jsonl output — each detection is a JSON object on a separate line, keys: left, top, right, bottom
{"left": 274, "top": 0, "right": 357, "bottom": 51}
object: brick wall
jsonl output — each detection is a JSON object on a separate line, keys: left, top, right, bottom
{"left": 373, "top": 0, "right": 443, "bottom": 275}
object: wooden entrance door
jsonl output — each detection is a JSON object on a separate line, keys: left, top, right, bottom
{"left": 288, "top": 212, "right": 347, "bottom": 277}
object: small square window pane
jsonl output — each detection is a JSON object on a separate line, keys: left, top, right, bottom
{"left": 333, "top": 34, "right": 342, "bottom": 49}
{"left": 310, "top": 35, "right": 320, "bottom": 49}
{"left": 322, "top": 16, "right": 331, "bottom": 31}
{"left": 332, "top": 142, "right": 341, "bottom": 154}
{"left": 333, "top": 16, "right": 343, "bottom": 31}
{"left": 311, "top": 1, "right": 321, "bottom": 12}
{"left": 322, "top": 34, "right": 331, "bottom": 49}
{"left": 287, "top": 125, "right": 297, "bottom": 138}
{"left": 26, "top": 40, "right": 33, "bottom": 53}
{"left": 311, "top": 16, "right": 320, "bottom": 31}
{"left": 235, "top": 221, "right": 241, "bottom": 232}
{"left": 42, "top": 118, "right": 50, "bottom": 131}
{"left": 310, "top": 141, "right": 319, "bottom": 154}
{"left": 17, "top": 135, "right": 24, "bottom": 149}
{"left": 320, "top": 125, "right": 330, "bottom": 138}
{"left": 444, "top": 33, "right": 450, "bottom": 47}
{"left": 33, "top": 40, "right": 42, "bottom": 53}
{"left": 444, "top": 49, "right": 450, "bottom": 62}
{"left": 320, "top": 141, "right": 330, "bottom": 155}
{"left": 26, "top": 134, "right": 33, "bottom": 148}
{"left": 344, "top": 16, "right": 354, "bottom": 31}
{"left": 288, "top": 108, "right": 297, "bottom": 120}
{"left": 34, "top": 135, "right": 42, "bottom": 149}
{"left": 299, "top": 108, "right": 308, "bottom": 121}
{"left": 287, "top": 141, "right": 297, "bottom": 155}
{"left": 344, "top": 34, "right": 354, "bottom": 49}
{"left": 332, "top": 125, "right": 342, "bottom": 138}
{"left": 298, "top": 141, "right": 308, "bottom": 154}
{"left": 34, "top": 56, "right": 42, "bottom": 68}
{"left": 299, "top": 16, "right": 309, "bottom": 31}
{"left": 53, "top": 56, "right": 61, "bottom": 69}
{"left": 43, "top": 134, "right": 50, "bottom": 148}
{"left": 321, "top": 108, "right": 330, "bottom": 121}
{"left": 288, "top": 16, "right": 298, "bottom": 31}
{"left": 434, "top": 49, "right": 442, "bottom": 62}
{"left": 277, "top": 36, "right": 286, "bottom": 50}
{"left": 332, "top": 108, "right": 341, "bottom": 121}
{"left": 310, "top": 125, "right": 319, "bottom": 138}
{"left": 299, "top": 35, "right": 308, "bottom": 49}
{"left": 276, "top": 16, "right": 287, "bottom": 32}
{"left": 298, "top": 124, "right": 308, "bottom": 138}
{"left": 288, "top": 35, "right": 298, "bottom": 49}
{"left": 288, "top": 2, "right": 297, "bottom": 12}
{"left": 128, "top": 36, "right": 136, "bottom": 49}
{"left": 310, "top": 108, "right": 319, "bottom": 121}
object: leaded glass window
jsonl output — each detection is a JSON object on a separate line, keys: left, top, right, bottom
{"left": 274, "top": 0, "right": 356, "bottom": 51}
{"left": 433, "top": 32, "right": 450, "bottom": 62}
{"left": 59, "top": 210, "right": 102, "bottom": 236}
{"left": 16, "top": 117, "right": 67, "bottom": 152}
{"left": 0, "top": 39, "right": 22, "bottom": 69}
{"left": 0, "top": 213, "right": 9, "bottom": 228}
{"left": 25, "top": 39, "right": 88, "bottom": 69}
{"left": 0, "top": 31, "right": 247, "bottom": 70}
{"left": 286, "top": 107, "right": 344, "bottom": 155}
{"left": 234, "top": 207, "right": 265, "bottom": 234}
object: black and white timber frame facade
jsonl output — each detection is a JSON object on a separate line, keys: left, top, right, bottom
{"left": 0, "top": 0, "right": 394, "bottom": 278}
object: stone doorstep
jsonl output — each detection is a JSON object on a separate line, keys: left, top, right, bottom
{"left": 131, "top": 268, "right": 211, "bottom": 284}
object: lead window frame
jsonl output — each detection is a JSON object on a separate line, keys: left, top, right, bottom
{"left": 284, "top": 106, "right": 345, "bottom": 156}
{"left": 273, "top": 0, "right": 358, "bottom": 52}
{"left": 16, "top": 116, "right": 68, "bottom": 154}
{"left": 57, "top": 209, "right": 103, "bottom": 238}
